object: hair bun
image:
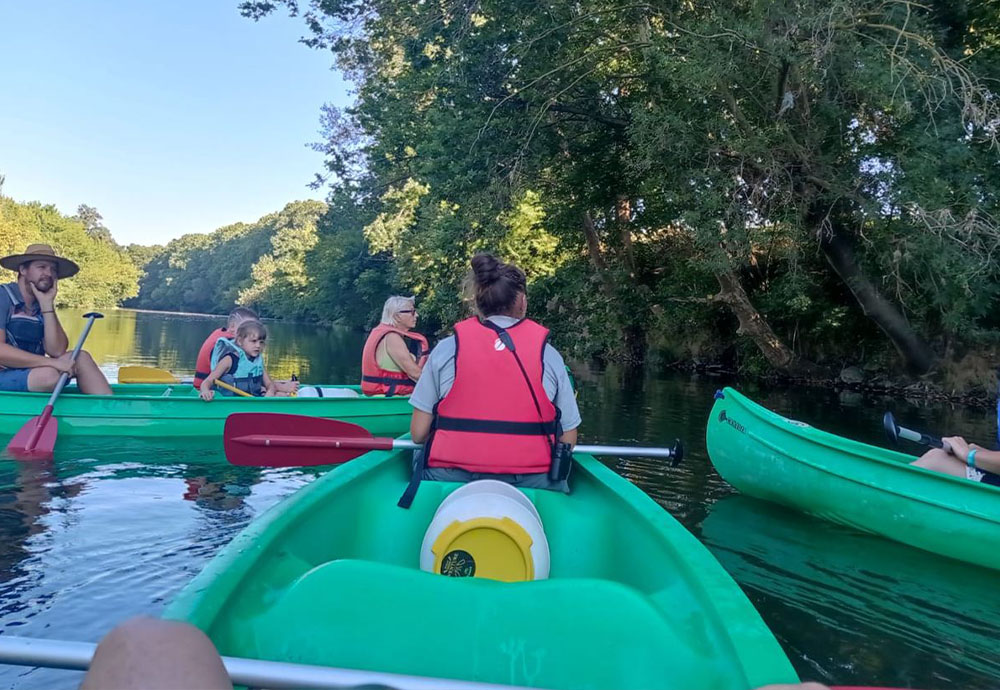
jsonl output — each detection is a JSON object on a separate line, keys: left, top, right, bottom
{"left": 471, "top": 253, "right": 501, "bottom": 285}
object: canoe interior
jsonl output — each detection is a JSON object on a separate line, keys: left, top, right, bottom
{"left": 166, "top": 449, "right": 797, "bottom": 690}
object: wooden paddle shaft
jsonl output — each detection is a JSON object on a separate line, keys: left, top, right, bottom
{"left": 0, "top": 635, "right": 539, "bottom": 690}
{"left": 23, "top": 313, "right": 102, "bottom": 452}
{"left": 214, "top": 379, "right": 253, "bottom": 398}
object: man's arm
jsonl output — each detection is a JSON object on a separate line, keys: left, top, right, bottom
{"left": 0, "top": 338, "right": 51, "bottom": 368}
{"left": 0, "top": 338, "right": 74, "bottom": 374}
{"left": 29, "top": 280, "right": 69, "bottom": 356}
{"left": 41, "top": 310, "right": 69, "bottom": 357}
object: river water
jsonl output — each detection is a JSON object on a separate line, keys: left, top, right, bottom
{"left": 0, "top": 308, "right": 997, "bottom": 689}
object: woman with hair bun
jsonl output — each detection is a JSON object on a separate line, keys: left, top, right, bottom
{"left": 401, "top": 253, "right": 581, "bottom": 507}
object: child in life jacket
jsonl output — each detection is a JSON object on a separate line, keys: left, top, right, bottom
{"left": 199, "top": 320, "right": 291, "bottom": 401}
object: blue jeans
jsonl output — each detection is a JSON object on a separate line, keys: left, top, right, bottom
{"left": 0, "top": 368, "right": 31, "bottom": 392}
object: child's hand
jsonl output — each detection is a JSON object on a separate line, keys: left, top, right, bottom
{"left": 199, "top": 382, "right": 215, "bottom": 402}
{"left": 275, "top": 380, "right": 299, "bottom": 395}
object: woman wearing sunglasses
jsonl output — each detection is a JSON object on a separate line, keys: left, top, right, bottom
{"left": 360, "top": 295, "right": 429, "bottom": 397}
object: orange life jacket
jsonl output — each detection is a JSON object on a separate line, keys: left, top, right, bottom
{"left": 360, "top": 323, "right": 429, "bottom": 397}
{"left": 193, "top": 327, "right": 228, "bottom": 389}
{"left": 425, "top": 317, "right": 559, "bottom": 474}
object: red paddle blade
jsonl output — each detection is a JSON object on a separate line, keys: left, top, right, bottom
{"left": 223, "top": 413, "right": 395, "bottom": 467}
{"left": 6, "top": 416, "right": 58, "bottom": 461}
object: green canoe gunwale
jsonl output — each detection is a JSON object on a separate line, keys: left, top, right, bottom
{"left": 707, "top": 387, "right": 1000, "bottom": 570}
{"left": 165, "top": 447, "right": 798, "bottom": 689}
{"left": 0, "top": 384, "right": 412, "bottom": 440}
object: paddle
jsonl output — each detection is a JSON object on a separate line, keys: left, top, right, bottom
{"left": 117, "top": 365, "right": 192, "bottom": 385}
{"left": 882, "top": 412, "right": 952, "bottom": 453}
{"left": 118, "top": 365, "right": 253, "bottom": 397}
{"left": 6, "top": 312, "right": 103, "bottom": 460}
{"left": 224, "top": 412, "right": 685, "bottom": 468}
{"left": 214, "top": 379, "right": 253, "bottom": 398}
{"left": 0, "top": 634, "right": 539, "bottom": 690}
{"left": 0, "top": 636, "right": 916, "bottom": 690}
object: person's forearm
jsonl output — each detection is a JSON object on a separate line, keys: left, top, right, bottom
{"left": 972, "top": 448, "right": 1000, "bottom": 474}
{"left": 400, "top": 360, "right": 422, "bottom": 380}
{"left": 0, "top": 342, "right": 51, "bottom": 369}
{"left": 410, "top": 409, "right": 433, "bottom": 443}
{"left": 42, "top": 311, "right": 68, "bottom": 356}
{"left": 559, "top": 427, "right": 578, "bottom": 447}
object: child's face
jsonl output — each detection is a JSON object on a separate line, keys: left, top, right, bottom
{"left": 238, "top": 333, "right": 266, "bottom": 358}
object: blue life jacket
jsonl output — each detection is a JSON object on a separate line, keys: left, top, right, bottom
{"left": 210, "top": 338, "right": 265, "bottom": 396}
{"left": 1, "top": 283, "right": 44, "bottom": 357}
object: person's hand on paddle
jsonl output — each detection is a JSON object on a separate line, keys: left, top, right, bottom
{"left": 48, "top": 352, "right": 76, "bottom": 377}
{"left": 28, "top": 275, "right": 57, "bottom": 311}
{"left": 274, "top": 379, "right": 299, "bottom": 395}
{"left": 199, "top": 381, "right": 215, "bottom": 402}
{"left": 943, "top": 435, "right": 970, "bottom": 458}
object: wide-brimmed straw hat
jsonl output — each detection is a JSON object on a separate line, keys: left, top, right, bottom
{"left": 0, "top": 244, "right": 80, "bottom": 279}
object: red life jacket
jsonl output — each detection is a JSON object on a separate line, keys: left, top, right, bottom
{"left": 193, "top": 327, "right": 229, "bottom": 389}
{"left": 360, "top": 324, "right": 429, "bottom": 397}
{"left": 426, "top": 317, "right": 559, "bottom": 475}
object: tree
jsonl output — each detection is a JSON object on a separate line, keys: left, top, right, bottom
{"left": 74, "top": 204, "right": 115, "bottom": 245}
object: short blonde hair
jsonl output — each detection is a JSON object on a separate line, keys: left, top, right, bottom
{"left": 380, "top": 295, "right": 416, "bottom": 326}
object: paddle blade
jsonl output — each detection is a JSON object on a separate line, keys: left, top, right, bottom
{"left": 882, "top": 411, "right": 899, "bottom": 445}
{"left": 118, "top": 366, "right": 178, "bottom": 384}
{"left": 224, "top": 413, "right": 394, "bottom": 467}
{"left": 6, "top": 416, "right": 58, "bottom": 460}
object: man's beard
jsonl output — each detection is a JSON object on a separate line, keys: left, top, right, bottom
{"left": 32, "top": 277, "right": 54, "bottom": 292}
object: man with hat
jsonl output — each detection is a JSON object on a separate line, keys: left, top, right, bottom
{"left": 0, "top": 244, "right": 111, "bottom": 394}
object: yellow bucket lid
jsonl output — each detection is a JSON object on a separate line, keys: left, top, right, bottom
{"left": 431, "top": 517, "right": 535, "bottom": 582}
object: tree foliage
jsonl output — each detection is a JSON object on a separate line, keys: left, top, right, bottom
{"left": 233, "top": 0, "right": 1000, "bottom": 375}
{"left": 0, "top": 196, "right": 139, "bottom": 308}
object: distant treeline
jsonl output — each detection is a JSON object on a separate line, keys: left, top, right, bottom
{"left": 121, "top": 199, "right": 400, "bottom": 329}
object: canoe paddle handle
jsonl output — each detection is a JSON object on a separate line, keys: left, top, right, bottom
{"left": 882, "top": 412, "right": 951, "bottom": 454}
{"left": 21, "top": 312, "right": 103, "bottom": 453}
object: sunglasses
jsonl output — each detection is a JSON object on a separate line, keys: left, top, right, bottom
{"left": 399, "top": 309, "right": 418, "bottom": 314}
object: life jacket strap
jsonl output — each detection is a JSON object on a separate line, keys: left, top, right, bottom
{"left": 434, "top": 416, "right": 558, "bottom": 436}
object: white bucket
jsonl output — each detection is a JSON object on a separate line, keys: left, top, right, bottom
{"left": 420, "top": 480, "right": 549, "bottom": 582}
{"left": 296, "top": 386, "right": 360, "bottom": 398}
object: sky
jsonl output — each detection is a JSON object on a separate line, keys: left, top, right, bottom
{"left": 0, "top": 1, "right": 349, "bottom": 246}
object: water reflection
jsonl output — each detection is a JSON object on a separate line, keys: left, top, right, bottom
{"left": 700, "top": 496, "right": 1000, "bottom": 689}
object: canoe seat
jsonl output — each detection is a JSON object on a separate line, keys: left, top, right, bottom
{"left": 246, "top": 558, "right": 733, "bottom": 689}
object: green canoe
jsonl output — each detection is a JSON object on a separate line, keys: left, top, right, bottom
{"left": 165, "top": 447, "right": 798, "bottom": 689}
{"left": 0, "top": 384, "right": 411, "bottom": 443}
{"left": 706, "top": 387, "right": 1000, "bottom": 570}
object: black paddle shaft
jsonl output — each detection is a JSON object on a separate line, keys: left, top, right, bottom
{"left": 883, "top": 412, "right": 951, "bottom": 453}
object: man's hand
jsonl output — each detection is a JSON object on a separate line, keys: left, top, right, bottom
{"left": 48, "top": 352, "right": 75, "bottom": 376}
{"left": 29, "top": 276, "right": 58, "bottom": 311}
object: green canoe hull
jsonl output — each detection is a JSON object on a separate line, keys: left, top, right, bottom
{"left": 165, "top": 449, "right": 797, "bottom": 689}
{"left": 706, "top": 387, "right": 1000, "bottom": 570}
{"left": 0, "top": 384, "right": 411, "bottom": 442}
